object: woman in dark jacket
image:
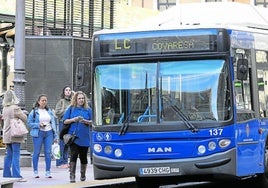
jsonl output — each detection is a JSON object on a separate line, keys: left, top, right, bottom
{"left": 54, "top": 86, "right": 73, "bottom": 168}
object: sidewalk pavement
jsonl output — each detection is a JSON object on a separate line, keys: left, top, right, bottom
{"left": 0, "top": 149, "right": 136, "bottom": 188}
{"left": 0, "top": 151, "right": 96, "bottom": 188}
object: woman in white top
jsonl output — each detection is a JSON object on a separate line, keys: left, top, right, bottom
{"left": 27, "top": 94, "right": 58, "bottom": 178}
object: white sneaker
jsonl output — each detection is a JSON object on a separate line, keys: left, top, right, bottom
{"left": 45, "top": 171, "right": 52, "bottom": 178}
{"left": 34, "top": 171, "right": 39, "bottom": 178}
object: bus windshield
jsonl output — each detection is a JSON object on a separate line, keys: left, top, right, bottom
{"left": 94, "top": 59, "right": 231, "bottom": 126}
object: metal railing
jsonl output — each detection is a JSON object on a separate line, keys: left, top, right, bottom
{"left": 25, "top": 0, "right": 115, "bottom": 39}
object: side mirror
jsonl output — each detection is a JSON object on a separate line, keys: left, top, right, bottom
{"left": 237, "top": 59, "right": 248, "bottom": 80}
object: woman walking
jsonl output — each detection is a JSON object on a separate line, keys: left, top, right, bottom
{"left": 54, "top": 86, "right": 73, "bottom": 168}
{"left": 63, "top": 91, "right": 92, "bottom": 183}
{"left": 27, "top": 94, "right": 58, "bottom": 178}
{"left": 2, "top": 90, "right": 27, "bottom": 182}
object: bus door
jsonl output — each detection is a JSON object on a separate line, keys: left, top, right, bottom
{"left": 235, "top": 56, "right": 264, "bottom": 175}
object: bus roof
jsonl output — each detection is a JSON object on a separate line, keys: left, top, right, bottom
{"left": 140, "top": 2, "right": 268, "bottom": 29}
{"left": 94, "top": 2, "right": 268, "bottom": 35}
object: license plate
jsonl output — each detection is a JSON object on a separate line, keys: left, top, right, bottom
{"left": 140, "top": 167, "right": 171, "bottom": 175}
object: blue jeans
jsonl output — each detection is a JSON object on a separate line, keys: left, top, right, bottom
{"left": 32, "top": 129, "right": 54, "bottom": 172}
{"left": 56, "top": 121, "right": 69, "bottom": 166}
{"left": 3, "top": 143, "right": 22, "bottom": 178}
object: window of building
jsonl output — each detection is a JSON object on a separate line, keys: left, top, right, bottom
{"left": 255, "top": 0, "right": 268, "bottom": 7}
{"left": 157, "top": 0, "right": 176, "bottom": 11}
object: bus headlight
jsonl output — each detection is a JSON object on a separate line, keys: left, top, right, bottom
{"left": 114, "top": 149, "right": 122, "bottom": 158}
{"left": 198, "top": 145, "right": 206, "bottom": 155}
{"left": 104, "top": 145, "right": 112, "bottom": 154}
{"left": 208, "top": 141, "right": 216, "bottom": 151}
{"left": 219, "top": 139, "right": 231, "bottom": 148}
{"left": 94, "top": 144, "right": 102, "bottom": 153}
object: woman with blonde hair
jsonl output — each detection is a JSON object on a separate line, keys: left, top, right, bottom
{"left": 2, "top": 90, "right": 27, "bottom": 181}
{"left": 63, "top": 91, "right": 92, "bottom": 183}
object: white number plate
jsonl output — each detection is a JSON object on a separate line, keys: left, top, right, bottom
{"left": 140, "top": 167, "right": 171, "bottom": 175}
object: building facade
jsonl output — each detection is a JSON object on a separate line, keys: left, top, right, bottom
{"left": 129, "top": 0, "right": 266, "bottom": 11}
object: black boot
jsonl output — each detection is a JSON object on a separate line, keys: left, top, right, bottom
{"left": 69, "top": 162, "right": 76, "bottom": 183}
{"left": 80, "top": 164, "right": 87, "bottom": 181}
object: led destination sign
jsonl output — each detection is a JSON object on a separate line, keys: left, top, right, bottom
{"left": 99, "top": 34, "right": 216, "bottom": 57}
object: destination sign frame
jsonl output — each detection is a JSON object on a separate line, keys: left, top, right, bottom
{"left": 97, "top": 31, "right": 218, "bottom": 57}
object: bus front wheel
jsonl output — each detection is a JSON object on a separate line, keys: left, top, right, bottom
{"left": 135, "top": 177, "right": 164, "bottom": 188}
{"left": 246, "top": 142, "right": 268, "bottom": 187}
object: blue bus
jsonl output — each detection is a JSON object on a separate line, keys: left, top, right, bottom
{"left": 91, "top": 25, "right": 268, "bottom": 187}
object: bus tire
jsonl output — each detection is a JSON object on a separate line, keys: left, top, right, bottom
{"left": 257, "top": 141, "right": 268, "bottom": 187}
{"left": 135, "top": 177, "right": 162, "bottom": 188}
{"left": 256, "top": 173, "right": 268, "bottom": 187}
{"left": 247, "top": 142, "right": 268, "bottom": 187}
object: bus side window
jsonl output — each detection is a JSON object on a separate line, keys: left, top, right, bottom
{"left": 237, "top": 109, "right": 255, "bottom": 121}
{"left": 256, "top": 50, "right": 268, "bottom": 118}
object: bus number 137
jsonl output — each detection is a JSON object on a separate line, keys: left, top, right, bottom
{"left": 209, "top": 128, "right": 223, "bottom": 136}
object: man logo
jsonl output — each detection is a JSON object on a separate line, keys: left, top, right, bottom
{"left": 148, "top": 147, "right": 172, "bottom": 153}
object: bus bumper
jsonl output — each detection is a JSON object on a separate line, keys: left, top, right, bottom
{"left": 93, "top": 148, "right": 236, "bottom": 180}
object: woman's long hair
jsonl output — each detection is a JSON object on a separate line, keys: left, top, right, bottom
{"left": 60, "top": 86, "right": 72, "bottom": 99}
{"left": 70, "top": 91, "right": 89, "bottom": 108}
{"left": 2, "top": 90, "right": 19, "bottom": 107}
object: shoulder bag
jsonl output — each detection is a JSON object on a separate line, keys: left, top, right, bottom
{"left": 63, "top": 132, "right": 77, "bottom": 146}
{"left": 63, "top": 109, "right": 78, "bottom": 145}
{"left": 10, "top": 118, "right": 29, "bottom": 137}
{"left": 60, "top": 124, "right": 71, "bottom": 140}
{"left": 63, "top": 122, "right": 77, "bottom": 146}
{"left": 59, "top": 107, "right": 73, "bottom": 140}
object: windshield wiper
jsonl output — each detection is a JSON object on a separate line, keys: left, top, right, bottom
{"left": 162, "top": 95, "right": 199, "bottom": 133}
{"left": 118, "top": 112, "right": 131, "bottom": 135}
{"left": 119, "top": 90, "right": 148, "bottom": 135}
{"left": 119, "top": 72, "right": 150, "bottom": 135}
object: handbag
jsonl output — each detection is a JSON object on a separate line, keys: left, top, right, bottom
{"left": 63, "top": 133, "right": 76, "bottom": 145}
{"left": 59, "top": 124, "right": 71, "bottom": 140}
{"left": 10, "top": 118, "right": 29, "bottom": 137}
{"left": 59, "top": 107, "right": 73, "bottom": 140}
